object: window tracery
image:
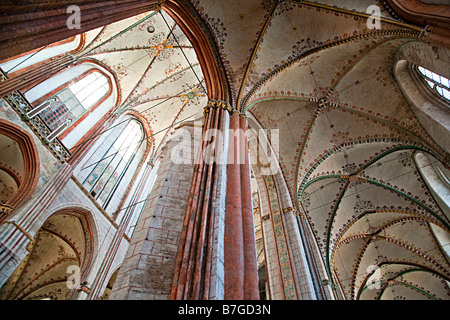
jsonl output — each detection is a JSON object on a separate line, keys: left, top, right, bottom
{"left": 38, "top": 71, "right": 110, "bottom": 132}
{"left": 417, "top": 65, "right": 450, "bottom": 102}
{"left": 83, "top": 119, "right": 145, "bottom": 210}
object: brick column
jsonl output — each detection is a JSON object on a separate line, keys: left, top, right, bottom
{"left": 170, "top": 100, "right": 230, "bottom": 300}
{"left": 239, "top": 116, "right": 260, "bottom": 300}
{"left": 110, "top": 100, "right": 259, "bottom": 300}
{"left": 223, "top": 113, "right": 259, "bottom": 300}
{"left": 223, "top": 113, "right": 244, "bottom": 299}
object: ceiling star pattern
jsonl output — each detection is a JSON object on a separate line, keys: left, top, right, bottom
{"left": 189, "top": 0, "right": 450, "bottom": 299}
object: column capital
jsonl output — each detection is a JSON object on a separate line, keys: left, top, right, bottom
{"left": 204, "top": 99, "right": 233, "bottom": 116}
{"left": 204, "top": 99, "right": 248, "bottom": 118}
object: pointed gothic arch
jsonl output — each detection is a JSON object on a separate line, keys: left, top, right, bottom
{"left": 0, "top": 119, "right": 40, "bottom": 222}
{"left": 0, "top": 208, "right": 96, "bottom": 300}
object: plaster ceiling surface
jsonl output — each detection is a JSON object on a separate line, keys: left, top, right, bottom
{"left": 187, "top": 0, "right": 450, "bottom": 299}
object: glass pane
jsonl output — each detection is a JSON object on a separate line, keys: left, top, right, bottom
{"left": 442, "top": 87, "right": 450, "bottom": 100}
{"left": 69, "top": 72, "right": 109, "bottom": 110}
{"left": 99, "top": 171, "right": 118, "bottom": 202}
{"left": 70, "top": 73, "right": 97, "bottom": 97}
{"left": 424, "top": 69, "right": 434, "bottom": 80}
{"left": 432, "top": 72, "right": 441, "bottom": 83}
{"left": 418, "top": 66, "right": 426, "bottom": 75}
{"left": 418, "top": 66, "right": 450, "bottom": 101}
{"left": 40, "top": 88, "right": 83, "bottom": 130}
{"left": 81, "top": 85, "right": 108, "bottom": 109}
{"left": 40, "top": 71, "right": 111, "bottom": 135}
{"left": 440, "top": 77, "right": 449, "bottom": 89}
{"left": 87, "top": 158, "right": 108, "bottom": 187}
{"left": 87, "top": 119, "right": 144, "bottom": 206}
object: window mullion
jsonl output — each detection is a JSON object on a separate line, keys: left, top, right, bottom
{"left": 76, "top": 75, "right": 108, "bottom": 108}
{"left": 82, "top": 118, "right": 131, "bottom": 186}
{"left": 94, "top": 122, "right": 141, "bottom": 201}
{"left": 103, "top": 132, "right": 145, "bottom": 210}
{"left": 88, "top": 124, "right": 135, "bottom": 197}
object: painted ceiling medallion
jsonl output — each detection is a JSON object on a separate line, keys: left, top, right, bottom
{"left": 157, "top": 43, "right": 166, "bottom": 51}
{"left": 348, "top": 175, "right": 359, "bottom": 184}
{"left": 186, "top": 92, "right": 195, "bottom": 100}
{"left": 318, "top": 97, "right": 329, "bottom": 110}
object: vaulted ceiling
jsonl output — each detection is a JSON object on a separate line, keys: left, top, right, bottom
{"left": 0, "top": 135, "right": 23, "bottom": 203}
{"left": 67, "top": 0, "right": 450, "bottom": 300}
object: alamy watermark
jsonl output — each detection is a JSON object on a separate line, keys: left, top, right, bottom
{"left": 66, "top": 265, "right": 91, "bottom": 293}
{"left": 366, "top": 5, "right": 382, "bottom": 30}
{"left": 66, "top": 265, "right": 81, "bottom": 290}
{"left": 63, "top": 3, "right": 384, "bottom": 37}
{"left": 65, "top": 4, "right": 383, "bottom": 31}
{"left": 366, "top": 264, "right": 382, "bottom": 290}
{"left": 169, "top": 121, "right": 280, "bottom": 176}
{"left": 67, "top": 5, "right": 81, "bottom": 30}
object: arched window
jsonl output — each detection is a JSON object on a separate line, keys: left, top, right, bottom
{"left": 415, "top": 152, "right": 450, "bottom": 219}
{"left": 417, "top": 66, "right": 450, "bottom": 102}
{"left": 81, "top": 119, "right": 145, "bottom": 210}
{"left": 30, "top": 71, "right": 110, "bottom": 138}
{"left": 0, "top": 35, "right": 83, "bottom": 75}
{"left": 393, "top": 41, "right": 450, "bottom": 153}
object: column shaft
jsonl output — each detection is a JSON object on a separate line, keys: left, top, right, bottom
{"left": 171, "top": 106, "right": 226, "bottom": 300}
{"left": 239, "top": 116, "right": 259, "bottom": 300}
{"left": 224, "top": 113, "right": 244, "bottom": 300}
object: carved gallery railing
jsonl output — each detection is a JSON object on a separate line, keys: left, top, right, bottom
{"left": 0, "top": 70, "right": 71, "bottom": 162}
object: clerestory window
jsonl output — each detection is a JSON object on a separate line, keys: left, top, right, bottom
{"left": 39, "top": 71, "right": 109, "bottom": 132}
{"left": 417, "top": 66, "right": 450, "bottom": 102}
{"left": 82, "top": 119, "right": 145, "bottom": 209}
